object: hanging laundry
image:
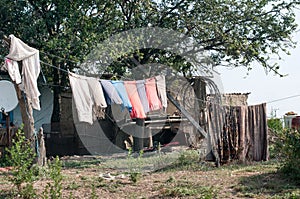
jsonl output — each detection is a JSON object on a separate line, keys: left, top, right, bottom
{"left": 155, "top": 75, "right": 168, "bottom": 110}
{"left": 5, "top": 34, "right": 41, "bottom": 110}
{"left": 136, "top": 80, "right": 150, "bottom": 113}
{"left": 4, "top": 59, "right": 21, "bottom": 84}
{"left": 86, "top": 77, "right": 107, "bottom": 119}
{"left": 111, "top": 81, "right": 132, "bottom": 112}
{"left": 69, "top": 73, "right": 93, "bottom": 124}
{"left": 124, "top": 81, "right": 146, "bottom": 119}
{"left": 145, "top": 77, "right": 162, "bottom": 111}
{"left": 100, "top": 80, "right": 123, "bottom": 105}
{"left": 69, "top": 72, "right": 107, "bottom": 124}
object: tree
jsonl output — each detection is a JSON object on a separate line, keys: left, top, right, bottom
{"left": 0, "top": 0, "right": 118, "bottom": 122}
{"left": 0, "top": 0, "right": 299, "bottom": 123}
{"left": 106, "top": 0, "right": 299, "bottom": 76}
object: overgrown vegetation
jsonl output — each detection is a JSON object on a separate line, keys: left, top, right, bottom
{"left": 45, "top": 157, "right": 63, "bottom": 199}
{"left": 1, "top": 122, "right": 300, "bottom": 198}
{"left": 278, "top": 129, "right": 300, "bottom": 182}
{"left": 6, "top": 127, "right": 37, "bottom": 199}
{"left": 2, "top": 126, "right": 64, "bottom": 199}
{"left": 268, "top": 118, "right": 300, "bottom": 182}
{"left": 127, "top": 147, "right": 143, "bottom": 183}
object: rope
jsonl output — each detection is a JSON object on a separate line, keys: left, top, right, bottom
{"left": 34, "top": 130, "right": 40, "bottom": 157}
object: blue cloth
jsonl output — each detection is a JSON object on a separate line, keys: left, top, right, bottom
{"left": 111, "top": 80, "right": 132, "bottom": 112}
{"left": 136, "top": 80, "right": 150, "bottom": 113}
{"left": 100, "top": 80, "right": 122, "bottom": 105}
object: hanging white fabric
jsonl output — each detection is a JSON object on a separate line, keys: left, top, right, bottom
{"left": 5, "top": 34, "right": 41, "bottom": 110}
{"left": 69, "top": 72, "right": 107, "bottom": 125}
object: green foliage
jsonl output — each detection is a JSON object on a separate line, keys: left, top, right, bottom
{"left": 176, "top": 150, "right": 199, "bottom": 167}
{"left": 6, "top": 127, "right": 37, "bottom": 198}
{"left": 1, "top": 0, "right": 299, "bottom": 121}
{"left": 268, "top": 118, "right": 283, "bottom": 132}
{"left": 279, "top": 129, "right": 300, "bottom": 181}
{"left": 127, "top": 148, "right": 143, "bottom": 183}
{"left": 48, "top": 156, "right": 63, "bottom": 199}
{"left": 90, "top": 183, "right": 97, "bottom": 199}
{"left": 1, "top": 0, "right": 298, "bottom": 76}
{"left": 160, "top": 180, "right": 216, "bottom": 198}
{"left": 268, "top": 118, "right": 284, "bottom": 159}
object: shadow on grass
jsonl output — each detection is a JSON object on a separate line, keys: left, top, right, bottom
{"left": 0, "top": 191, "right": 13, "bottom": 199}
{"left": 62, "top": 159, "right": 102, "bottom": 169}
{"left": 234, "top": 170, "right": 300, "bottom": 198}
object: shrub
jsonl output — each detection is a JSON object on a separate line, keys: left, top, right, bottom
{"left": 267, "top": 118, "right": 283, "bottom": 132}
{"left": 279, "top": 129, "right": 300, "bottom": 181}
{"left": 6, "top": 126, "right": 37, "bottom": 198}
{"left": 44, "top": 156, "right": 63, "bottom": 199}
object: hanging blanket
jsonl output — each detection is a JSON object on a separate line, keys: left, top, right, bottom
{"left": 136, "top": 80, "right": 150, "bottom": 113}
{"left": 124, "top": 81, "right": 146, "bottom": 119}
{"left": 145, "top": 77, "right": 162, "bottom": 111}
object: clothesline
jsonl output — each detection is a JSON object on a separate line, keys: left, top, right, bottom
{"left": 6, "top": 56, "right": 260, "bottom": 108}
{"left": 1, "top": 36, "right": 270, "bottom": 112}
{"left": 40, "top": 60, "right": 69, "bottom": 73}
{"left": 69, "top": 72, "right": 168, "bottom": 123}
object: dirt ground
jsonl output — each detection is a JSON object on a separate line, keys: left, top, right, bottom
{"left": 0, "top": 149, "right": 299, "bottom": 199}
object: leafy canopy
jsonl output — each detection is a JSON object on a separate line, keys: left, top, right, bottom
{"left": 0, "top": 0, "right": 299, "bottom": 77}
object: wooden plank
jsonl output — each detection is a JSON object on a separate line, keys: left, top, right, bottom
{"left": 167, "top": 92, "right": 207, "bottom": 138}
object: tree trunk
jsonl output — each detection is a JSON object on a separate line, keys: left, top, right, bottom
{"left": 14, "top": 71, "right": 36, "bottom": 151}
{"left": 50, "top": 60, "right": 61, "bottom": 125}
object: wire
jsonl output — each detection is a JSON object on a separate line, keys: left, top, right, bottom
{"left": 40, "top": 60, "right": 69, "bottom": 73}
{"left": 266, "top": 94, "right": 300, "bottom": 104}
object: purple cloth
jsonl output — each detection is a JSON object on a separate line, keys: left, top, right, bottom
{"left": 100, "top": 80, "right": 122, "bottom": 105}
{"left": 136, "top": 80, "right": 150, "bottom": 113}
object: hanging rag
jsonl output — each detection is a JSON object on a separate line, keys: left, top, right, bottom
{"left": 4, "top": 59, "right": 21, "bottom": 84}
{"left": 124, "top": 81, "right": 146, "bottom": 119}
{"left": 69, "top": 73, "right": 93, "bottom": 124}
{"left": 136, "top": 80, "right": 150, "bottom": 113}
{"left": 100, "top": 80, "right": 123, "bottom": 105}
{"left": 86, "top": 77, "right": 107, "bottom": 119}
{"left": 145, "top": 77, "right": 162, "bottom": 111}
{"left": 69, "top": 72, "right": 107, "bottom": 124}
{"left": 5, "top": 34, "right": 41, "bottom": 110}
{"left": 111, "top": 80, "right": 132, "bottom": 112}
{"left": 155, "top": 75, "right": 168, "bottom": 110}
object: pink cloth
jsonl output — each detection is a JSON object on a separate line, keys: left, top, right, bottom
{"left": 145, "top": 77, "right": 162, "bottom": 111}
{"left": 124, "top": 81, "right": 146, "bottom": 119}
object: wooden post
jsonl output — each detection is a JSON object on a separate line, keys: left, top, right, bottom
{"left": 133, "top": 118, "right": 145, "bottom": 152}
{"left": 37, "top": 127, "right": 46, "bottom": 166}
{"left": 6, "top": 112, "right": 10, "bottom": 147}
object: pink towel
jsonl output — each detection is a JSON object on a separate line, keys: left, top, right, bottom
{"left": 124, "top": 81, "right": 146, "bottom": 119}
{"left": 145, "top": 77, "right": 162, "bottom": 111}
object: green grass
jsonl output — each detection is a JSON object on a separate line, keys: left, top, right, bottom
{"left": 234, "top": 166, "right": 300, "bottom": 198}
{"left": 157, "top": 179, "right": 217, "bottom": 198}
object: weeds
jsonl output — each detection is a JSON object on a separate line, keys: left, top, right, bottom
{"left": 48, "top": 156, "right": 63, "bottom": 199}
{"left": 6, "top": 126, "right": 37, "bottom": 199}
{"left": 159, "top": 180, "right": 216, "bottom": 198}
{"left": 127, "top": 147, "right": 143, "bottom": 183}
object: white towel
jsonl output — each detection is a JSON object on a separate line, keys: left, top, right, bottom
{"left": 5, "top": 34, "right": 41, "bottom": 110}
